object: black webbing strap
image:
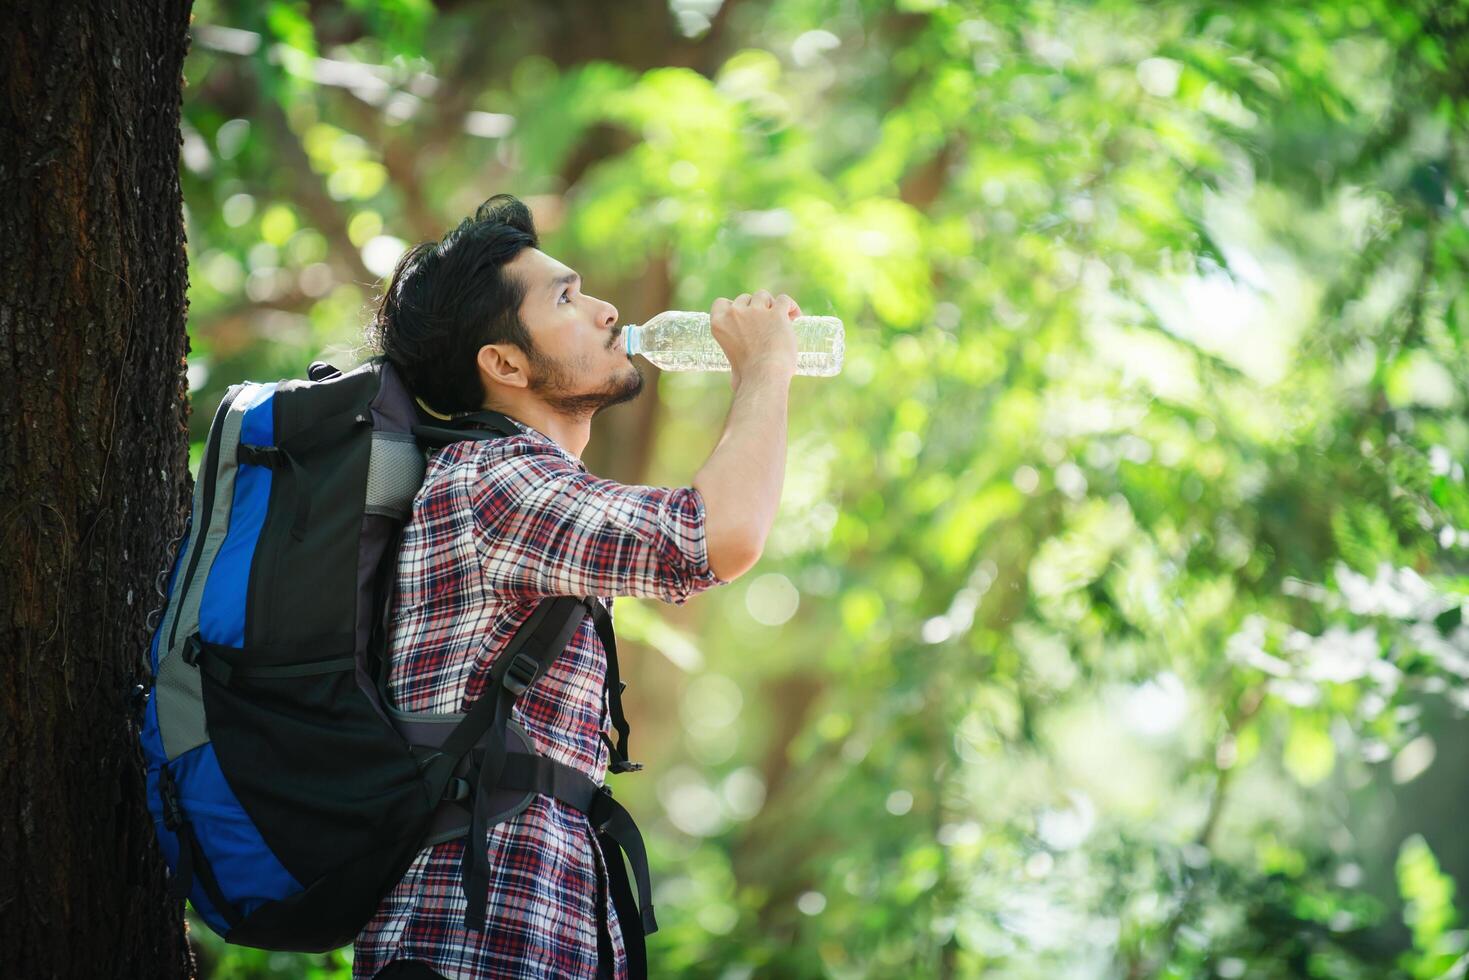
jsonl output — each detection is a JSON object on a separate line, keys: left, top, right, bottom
{"left": 595, "top": 903, "right": 617, "bottom": 980}
{"left": 584, "top": 598, "right": 641, "bottom": 774}
{"left": 160, "top": 765, "right": 192, "bottom": 900}
{"left": 181, "top": 823, "right": 243, "bottom": 930}
{"left": 187, "top": 635, "right": 357, "bottom": 688}
{"left": 239, "top": 442, "right": 311, "bottom": 540}
{"left": 195, "top": 652, "right": 356, "bottom": 686}
{"left": 237, "top": 444, "right": 286, "bottom": 469}
{"left": 425, "top": 597, "right": 586, "bottom": 771}
{"left": 418, "top": 595, "right": 590, "bottom": 931}
{"left": 159, "top": 765, "right": 242, "bottom": 929}
{"left": 582, "top": 599, "right": 658, "bottom": 978}
{"left": 496, "top": 752, "right": 600, "bottom": 811}
{"left": 590, "top": 787, "right": 658, "bottom": 978}
{"left": 453, "top": 751, "right": 659, "bottom": 977}
{"left": 412, "top": 408, "right": 522, "bottom": 448}
{"left": 457, "top": 688, "right": 512, "bottom": 931}
{"left": 167, "top": 825, "right": 193, "bottom": 900}
{"left": 599, "top": 830, "right": 647, "bottom": 978}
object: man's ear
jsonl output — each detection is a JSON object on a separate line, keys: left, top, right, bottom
{"left": 477, "top": 343, "right": 530, "bottom": 391}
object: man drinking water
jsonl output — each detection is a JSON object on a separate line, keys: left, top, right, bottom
{"left": 356, "top": 193, "right": 800, "bottom": 980}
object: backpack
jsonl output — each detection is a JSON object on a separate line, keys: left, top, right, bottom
{"left": 137, "top": 357, "right": 657, "bottom": 973}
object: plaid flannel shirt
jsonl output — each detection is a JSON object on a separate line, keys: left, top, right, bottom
{"left": 353, "top": 416, "right": 727, "bottom": 980}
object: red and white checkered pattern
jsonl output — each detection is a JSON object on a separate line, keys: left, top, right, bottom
{"left": 353, "top": 417, "right": 726, "bottom": 979}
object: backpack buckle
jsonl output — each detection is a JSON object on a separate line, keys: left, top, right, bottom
{"left": 600, "top": 731, "right": 644, "bottom": 773}
{"left": 502, "top": 652, "right": 539, "bottom": 697}
{"left": 181, "top": 634, "right": 202, "bottom": 667}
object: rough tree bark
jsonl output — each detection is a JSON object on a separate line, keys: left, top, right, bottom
{"left": 1, "top": 2, "right": 197, "bottom": 976}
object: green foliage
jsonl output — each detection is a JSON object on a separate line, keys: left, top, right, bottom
{"left": 1397, "top": 836, "right": 1467, "bottom": 978}
{"left": 189, "top": 912, "right": 350, "bottom": 979}
{"left": 177, "top": 0, "right": 1469, "bottom": 975}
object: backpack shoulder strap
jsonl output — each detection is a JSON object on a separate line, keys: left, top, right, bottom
{"left": 445, "top": 595, "right": 589, "bottom": 756}
{"left": 417, "top": 594, "right": 592, "bottom": 931}
{"left": 412, "top": 406, "right": 523, "bottom": 447}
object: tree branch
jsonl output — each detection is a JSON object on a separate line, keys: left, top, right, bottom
{"left": 255, "top": 96, "right": 379, "bottom": 286}
{"left": 1129, "top": 685, "right": 1265, "bottom": 979}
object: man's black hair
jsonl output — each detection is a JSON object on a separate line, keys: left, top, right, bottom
{"left": 368, "top": 194, "right": 542, "bottom": 415}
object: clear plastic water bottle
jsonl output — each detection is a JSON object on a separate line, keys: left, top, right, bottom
{"left": 622, "top": 311, "right": 844, "bottom": 376}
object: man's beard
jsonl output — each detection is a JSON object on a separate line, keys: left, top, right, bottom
{"left": 524, "top": 342, "right": 645, "bottom": 421}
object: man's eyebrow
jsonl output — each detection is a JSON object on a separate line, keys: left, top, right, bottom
{"left": 548, "top": 271, "right": 580, "bottom": 294}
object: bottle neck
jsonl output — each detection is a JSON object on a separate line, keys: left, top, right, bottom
{"left": 623, "top": 324, "right": 640, "bottom": 357}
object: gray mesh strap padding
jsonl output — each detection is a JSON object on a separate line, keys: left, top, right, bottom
{"left": 389, "top": 703, "right": 468, "bottom": 743}
{"left": 365, "top": 432, "right": 425, "bottom": 518}
{"left": 155, "top": 383, "right": 263, "bottom": 760}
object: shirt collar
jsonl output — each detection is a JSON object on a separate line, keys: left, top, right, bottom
{"left": 501, "top": 415, "right": 587, "bottom": 472}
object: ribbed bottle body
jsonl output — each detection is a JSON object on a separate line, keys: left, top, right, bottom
{"left": 624, "top": 311, "right": 844, "bottom": 376}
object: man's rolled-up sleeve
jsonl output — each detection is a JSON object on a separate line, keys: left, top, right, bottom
{"left": 471, "top": 445, "right": 729, "bottom": 605}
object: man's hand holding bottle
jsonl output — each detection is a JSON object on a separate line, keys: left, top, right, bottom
{"left": 710, "top": 290, "right": 801, "bottom": 391}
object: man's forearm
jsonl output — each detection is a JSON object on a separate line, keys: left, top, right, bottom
{"left": 693, "top": 368, "right": 792, "bottom": 573}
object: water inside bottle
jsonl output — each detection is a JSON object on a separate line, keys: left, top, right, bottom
{"left": 624, "top": 313, "right": 844, "bottom": 376}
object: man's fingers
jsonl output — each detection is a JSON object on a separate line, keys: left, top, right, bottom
{"left": 731, "top": 290, "right": 792, "bottom": 312}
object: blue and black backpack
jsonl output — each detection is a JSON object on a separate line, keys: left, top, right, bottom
{"left": 137, "top": 357, "right": 658, "bottom": 972}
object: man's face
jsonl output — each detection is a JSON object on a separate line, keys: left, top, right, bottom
{"left": 498, "top": 247, "right": 644, "bottom": 419}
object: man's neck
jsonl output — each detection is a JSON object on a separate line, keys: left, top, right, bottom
{"left": 488, "top": 402, "right": 590, "bottom": 460}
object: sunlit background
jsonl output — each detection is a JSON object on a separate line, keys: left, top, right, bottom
{"left": 177, "top": 1, "right": 1469, "bottom": 976}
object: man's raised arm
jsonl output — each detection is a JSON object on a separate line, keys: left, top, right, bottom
{"left": 691, "top": 290, "right": 801, "bottom": 582}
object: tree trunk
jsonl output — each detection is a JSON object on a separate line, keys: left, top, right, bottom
{"left": 1, "top": 2, "right": 197, "bottom": 976}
